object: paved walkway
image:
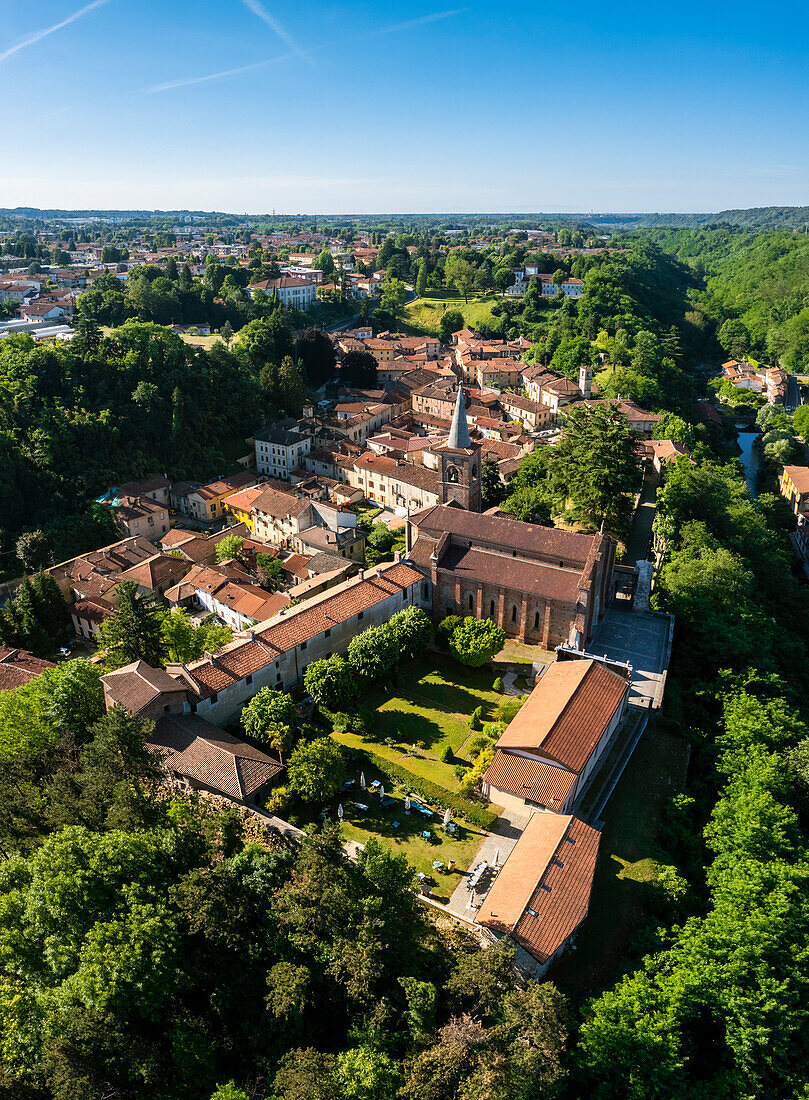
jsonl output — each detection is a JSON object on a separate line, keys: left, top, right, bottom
{"left": 625, "top": 467, "right": 658, "bottom": 566}
{"left": 589, "top": 608, "right": 671, "bottom": 709}
{"left": 443, "top": 806, "right": 529, "bottom": 920}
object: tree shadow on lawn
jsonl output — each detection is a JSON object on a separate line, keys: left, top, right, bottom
{"left": 409, "top": 679, "right": 490, "bottom": 718}
{"left": 373, "top": 705, "right": 446, "bottom": 750}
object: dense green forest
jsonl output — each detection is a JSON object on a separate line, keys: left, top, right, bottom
{"left": 0, "top": 312, "right": 316, "bottom": 566}
{"left": 639, "top": 227, "right": 809, "bottom": 369}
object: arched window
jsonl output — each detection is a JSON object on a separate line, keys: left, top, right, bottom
{"left": 490, "top": 599, "right": 495, "bottom": 617}
{"left": 467, "top": 593, "right": 474, "bottom": 611}
{"left": 446, "top": 465, "right": 460, "bottom": 483}
{"left": 534, "top": 611, "right": 540, "bottom": 630}
{"left": 471, "top": 464, "right": 477, "bottom": 477}
{"left": 511, "top": 605, "right": 518, "bottom": 623}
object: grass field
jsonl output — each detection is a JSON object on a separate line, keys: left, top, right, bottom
{"left": 551, "top": 724, "right": 691, "bottom": 999}
{"left": 331, "top": 655, "right": 521, "bottom": 789}
{"left": 179, "top": 333, "right": 225, "bottom": 349}
{"left": 404, "top": 292, "right": 500, "bottom": 336}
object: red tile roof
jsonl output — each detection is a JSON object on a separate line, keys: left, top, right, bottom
{"left": 0, "top": 647, "right": 56, "bottom": 691}
{"left": 497, "top": 660, "right": 628, "bottom": 774}
{"left": 476, "top": 812, "right": 600, "bottom": 964}
{"left": 101, "top": 661, "right": 187, "bottom": 713}
{"left": 483, "top": 750, "right": 576, "bottom": 808}
{"left": 151, "top": 714, "right": 284, "bottom": 800}
{"left": 186, "top": 561, "right": 423, "bottom": 698}
{"left": 437, "top": 544, "right": 582, "bottom": 603}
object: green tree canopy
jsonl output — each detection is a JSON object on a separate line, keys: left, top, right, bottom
{"left": 304, "top": 656, "right": 358, "bottom": 713}
{"left": 448, "top": 617, "right": 506, "bottom": 667}
{"left": 551, "top": 403, "right": 642, "bottom": 536}
{"left": 96, "top": 581, "right": 164, "bottom": 670}
{"left": 348, "top": 624, "right": 399, "bottom": 681}
{"left": 287, "top": 737, "right": 346, "bottom": 803}
{"left": 242, "top": 688, "right": 298, "bottom": 762}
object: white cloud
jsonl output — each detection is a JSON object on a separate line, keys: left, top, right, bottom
{"left": 0, "top": 0, "right": 111, "bottom": 66}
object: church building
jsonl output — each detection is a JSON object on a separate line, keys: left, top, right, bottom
{"left": 405, "top": 506, "right": 616, "bottom": 649}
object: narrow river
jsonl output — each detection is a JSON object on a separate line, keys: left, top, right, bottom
{"left": 736, "top": 426, "right": 761, "bottom": 498}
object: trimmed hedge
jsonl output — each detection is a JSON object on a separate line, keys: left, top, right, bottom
{"left": 349, "top": 746, "right": 499, "bottom": 830}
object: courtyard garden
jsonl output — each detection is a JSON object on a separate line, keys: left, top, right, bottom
{"left": 321, "top": 759, "right": 489, "bottom": 904}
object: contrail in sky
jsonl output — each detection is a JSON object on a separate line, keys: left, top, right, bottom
{"left": 143, "top": 6, "right": 466, "bottom": 95}
{"left": 239, "top": 0, "right": 313, "bottom": 65}
{"left": 144, "top": 53, "right": 294, "bottom": 95}
{"left": 0, "top": 0, "right": 111, "bottom": 65}
{"left": 364, "top": 9, "right": 468, "bottom": 37}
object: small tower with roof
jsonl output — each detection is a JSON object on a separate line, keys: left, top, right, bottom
{"left": 438, "top": 386, "right": 482, "bottom": 511}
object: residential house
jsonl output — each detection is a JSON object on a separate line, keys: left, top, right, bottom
{"left": 580, "top": 399, "right": 661, "bottom": 436}
{"left": 341, "top": 452, "right": 441, "bottom": 514}
{"left": 248, "top": 276, "right": 317, "bottom": 309}
{"left": 50, "top": 535, "right": 160, "bottom": 604}
{"left": 149, "top": 713, "right": 285, "bottom": 805}
{"left": 20, "top": 298, "right": 69, "bottom": 323}
{"left": 780, "top": 465, "right": 809, "bottom": 563}
{"left": 107, "top": 493, "right": 170, "bottom": 540}
{"left": 164, "top": 564, "right": 290, "bottom": 631}
{"left": 254, "top": 426, "right": 312, "bottom": 479}
{"left": 170, "top": 472, "right": 257, "bottom": 524}
{"left": 0, "top": 647, "right": 56, "bottom": 691}
{"left": 225, "top": 484, "right": 314, "bottom": 546}
{"left": 498, "top": 392, "right": 552, "bottom": 431}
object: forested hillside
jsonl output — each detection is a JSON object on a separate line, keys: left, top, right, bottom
{"left": 644, "top": 227, "right": 809, "bottom": 368}
{"left": 0, "top": 313, "right": 311, "bottom": 565}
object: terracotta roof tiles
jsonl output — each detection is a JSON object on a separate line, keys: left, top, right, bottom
{"left": 496, "top": 660, "right": 628, "bottom": 773}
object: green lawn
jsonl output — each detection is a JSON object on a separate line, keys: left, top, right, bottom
{"left": 551, "top": 724, "right": 691, "bottom": 999}
{"left": 404, "top": 293, "right": 500, "bottom": 337}
{"left": 366, "top": 657, "right": 510, "bottom": 762}
{"left": 332, "top": 759, "right": 488, "bottom": 903}
{"left": 331, "top": 656, "right": 520, "bottom": 793}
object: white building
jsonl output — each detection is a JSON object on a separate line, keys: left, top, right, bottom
{"left": 254, "top": 426, "right": 312, "bottom": 479}
{"left": 249, "top": 277, "right": 317, "bottom": 310}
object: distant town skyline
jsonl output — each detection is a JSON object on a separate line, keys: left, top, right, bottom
{"left": 2, "top": 0, "right": 809, "bottom": 213}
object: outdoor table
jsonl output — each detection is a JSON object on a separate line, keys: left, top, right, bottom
{"left": 432, "top": 861, "right": 443, "bottom": 871}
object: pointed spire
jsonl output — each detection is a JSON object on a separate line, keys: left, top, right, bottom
{"left": 447, "top": 385, "right": 471, "bottom": 450}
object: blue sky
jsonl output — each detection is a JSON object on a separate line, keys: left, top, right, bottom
{"left": 2, "top": 0, "right": 809, "bottom": 213}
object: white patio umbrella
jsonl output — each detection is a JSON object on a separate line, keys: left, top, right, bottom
{"left": 337, "top": 804, "right": 344, "bottom": 822}
{"left": 405, "top": 796, "right": 411, "bottom": 813}
{"left": 360, "top": 771, "right": 366, "bottom": 790}
{"left": 443, "top": 808, "right": 452, "bottom": 828}
{"left": 379, "top": 783, "right": 385, "bottom": 801}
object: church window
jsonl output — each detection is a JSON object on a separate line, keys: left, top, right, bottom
{"left": 467, "top": 593, "right": 474, "bottom": 611}
{"left": 490, "top": 599, "right": 495, "bottom": 617}
{"left": 446, "top": 465, "right": 459, "bottom": 483}
{"left": 511, "top": 605, "right": 517, "bottom": 623}
{"left": 472, "top": 464, "right": 477, "bottom": 476}
{"left": 534, "top": 611, "right": 540, "bottom": 630}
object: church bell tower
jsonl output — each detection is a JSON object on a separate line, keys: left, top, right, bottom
{"left": 439, "top": 386, "right": 482, "bottom": 512}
